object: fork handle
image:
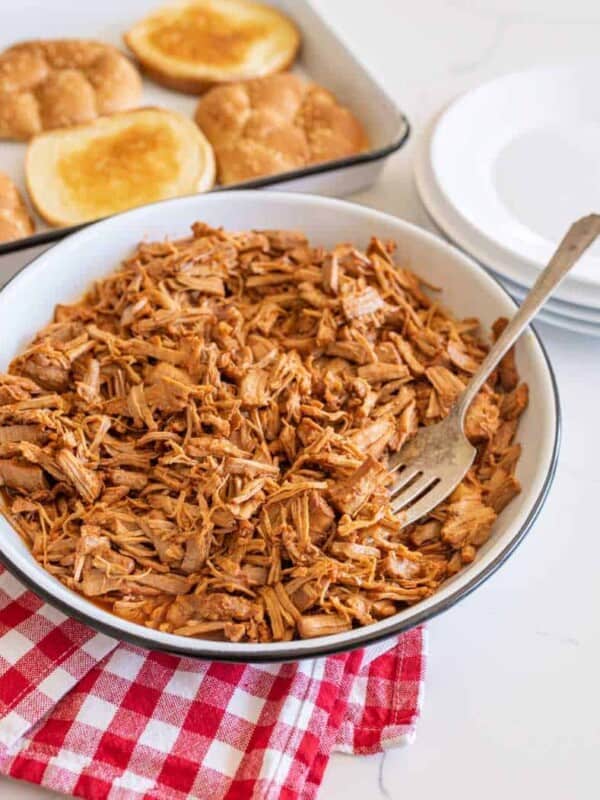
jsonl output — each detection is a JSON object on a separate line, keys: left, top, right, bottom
{"left": 456, "top": 213, "right": 600, "bottom": 421}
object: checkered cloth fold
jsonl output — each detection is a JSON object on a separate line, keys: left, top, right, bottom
{"left": 0, "top": 566, "right": 424, "bottom": 800}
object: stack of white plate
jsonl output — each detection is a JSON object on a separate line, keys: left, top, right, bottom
{"left": 415, "top": 61, "right": 600, "bottom": 336}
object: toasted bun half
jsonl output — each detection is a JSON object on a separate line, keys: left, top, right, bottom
{"left": 0, "top": 172, "right": 35, "bottom": 242}
{"left": 26, "top": 108, "right": 215, "bottom": 227}
{"left": 124, "top": 0, "right": 300, "bottom": 94}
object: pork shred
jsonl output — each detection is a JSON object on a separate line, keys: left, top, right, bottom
{"left": 0, "top": 225, "right": 528, "bottom": 642}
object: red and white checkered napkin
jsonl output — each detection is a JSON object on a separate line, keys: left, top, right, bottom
{"left": 0, "top": 566, "right": 425, "bottom": 800}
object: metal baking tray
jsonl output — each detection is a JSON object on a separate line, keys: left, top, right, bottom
{"left": 0, "top": 0, "right": 409, "bottom": 257}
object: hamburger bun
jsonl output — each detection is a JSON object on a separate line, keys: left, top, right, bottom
{"left": 195, "top": 73, "right": 368, "bottom": 185}
{"left": 26, "top": 107, "right": 215, "bottom": 226}
{"left": 0, "top": 172, "right": 35, "bottom": 242}
{"left": 125, "top": 0, "right": 300, "bottom": 94}
{"left": 0, "top": 39, "right": 141, "bottom": 141}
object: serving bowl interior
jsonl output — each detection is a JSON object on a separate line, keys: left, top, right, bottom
{"left": 0, "top": 191, "right": 559, "bottom": 661}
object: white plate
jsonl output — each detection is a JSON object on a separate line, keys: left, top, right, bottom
{"left": 529, "top": 308, "right": 600, "bottom": 338}
{"left": 496, "top": 271, "right": 600, "bottom": 325}
{"left": 499, "top": 277, "right": 600, "bottom": 337}
{"left": 416, "top": 141, "right": 600, "bottom": 334}
{"left": 0, "top": 190, "right": 559, "bottom": 661}
{"left": 430, "top": 62, "right": 600, "bottom": 286}
{"left": 414, "top": 119, "right": 600, "bottom": 310}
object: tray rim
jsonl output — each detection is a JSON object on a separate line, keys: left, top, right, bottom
{"left": 0, "top": 119, "right": 410, "bottom": 257}
{"left": 0, "top": 0, "right": 412, "bottom": 257}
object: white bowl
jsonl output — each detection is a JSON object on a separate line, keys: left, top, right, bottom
{"left": 0, "top": 192, "right": 560, "bottom": 662}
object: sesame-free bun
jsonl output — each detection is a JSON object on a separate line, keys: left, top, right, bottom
{"left": 194, "top": 73, "right": 369, "bottom": 185}
{"left": 124, "top": 0, "right": 300, "bottom": 94}
{"left": 0, "top": 40, "right": 141, "bottom": 141}
{"left": 26, "top": 108, "right": 215, "bottom": 227}
{"left": 0, "top": 172, "right": 34, "bottom": 242}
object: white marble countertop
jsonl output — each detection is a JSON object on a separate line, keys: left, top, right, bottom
{"left": 2, "top": 1, "right": 600, "bottom": 797}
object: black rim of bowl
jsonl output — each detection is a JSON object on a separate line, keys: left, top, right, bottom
{"left": 0, "top": 199, "right": 561, "bottom": 663}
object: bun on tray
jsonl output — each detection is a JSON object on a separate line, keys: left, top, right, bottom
{"left": 195, "top": 73, "right": 368, "bottom": 185}
{"left": 26, "top": 108, "right": 215, "bottom": 227}
{"left": 0, "top": 39, "right": 141, "bottom": 141}
{"left": 125, "top": 0, "right": 300, "bottom": 94}
{"left": 0, "top": 172, "right": 34, "bottom": 242}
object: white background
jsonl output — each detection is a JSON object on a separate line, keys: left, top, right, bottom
{"left": 2, "top": 0, "right": 600, "bottom": 798}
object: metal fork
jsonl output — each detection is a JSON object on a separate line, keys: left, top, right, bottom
{"left": 389, "top": 213, "right": 600, "bottom": 526}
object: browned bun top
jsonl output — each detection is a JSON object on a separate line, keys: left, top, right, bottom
{"left": 195, "top": 73, "right": 369, "bottom": 185}
{"left": 0, "top": 39, "right": 142, "bottom": 141}
{"left": 0, "top": 171, "right": 34, "bottom": 242}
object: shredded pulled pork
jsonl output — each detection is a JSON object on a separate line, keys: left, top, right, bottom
{"left": 0, "top": 224, "right": 528, "bottom": 642}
